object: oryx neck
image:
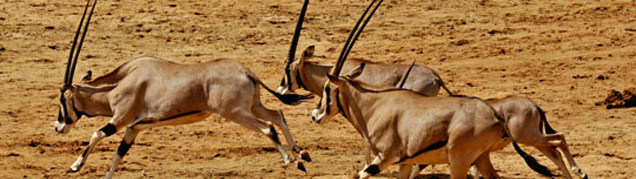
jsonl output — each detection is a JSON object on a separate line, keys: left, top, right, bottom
{"left": 72, "top": 84, "right": 115, "bottom": 117}
{"left": 336, "top": 82, "right": 380, "bottom": 153}
{"left": 300, "top": 62, "right": 332, "bottom": 95}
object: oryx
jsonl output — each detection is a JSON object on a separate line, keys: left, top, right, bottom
{"left": 386, "top": 68, "right": 588, "bottom": 178}
{"left": 54, "top": 0, "right": 312, "bottom": 178}
{"left": 276, "top": 2, "right": 452, "bottom": 97}
{"left": 407, "top": 96, "right": 589, "bottom": 179}
{"left": 309, "top": 0, "right": 546, "bottom": 178}
{"left": 482, "top": 96, "right": 587, "bottom": 179}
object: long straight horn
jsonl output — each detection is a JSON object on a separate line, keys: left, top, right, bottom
{"left": 68, "top": 0, "right": 97, "bottom": 85}
{"left": 340, "top": 0, "right": 383, "bottom": 67}
{"left": 332, "top": 0, "right": 383, "bottom": 76}
{"left": 285, "top": 0, "right": 309, "bottom": 63}
{"left": 64, "top": 0, "right": 91, "bottom": 86}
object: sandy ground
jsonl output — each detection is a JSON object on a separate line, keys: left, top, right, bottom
{"left": 1, "top": 0, "right": 635, "bottom": 178}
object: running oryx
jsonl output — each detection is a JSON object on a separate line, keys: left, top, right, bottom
{"left": 381, "top": 68, "right": 588, "bottom": 178}
{"left": 406, "top": 97, "right": 588, "bottom": 179}
{"left": 54, "top": 0, "right": 311, "bottom": 178}
{"left": 276, "top": 2, "right": 452, "bottom": 97}
{"left": 309, "top": 0, "right": 546, "bottom": 178}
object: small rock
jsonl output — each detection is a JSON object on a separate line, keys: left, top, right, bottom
{"left": 28, "top": 140, "right": 39, "bottom": 147}
{"left": 596, "top": 75, "right": 608, "bottom": 80}
{"left": 45, "top": 26, "right": 54, "bottom": 30}
{"left": 8, "top": 153, "right": 19, "bottom": 157}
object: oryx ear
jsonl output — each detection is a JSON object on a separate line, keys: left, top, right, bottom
{"left": 299, "top": 45, "right": 315, "bottom": 68}
{"left": 81, "top": 70, "right": 92, "bottom": 83}
{"left": 345, "top": 63, "right": 365, "bottom": 79}
{"left": 302, "top": 45, "right": 315, "bottom": 59}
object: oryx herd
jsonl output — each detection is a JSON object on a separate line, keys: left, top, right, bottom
{"left": 54, "top": 0, "right": 588, "bottom": 178}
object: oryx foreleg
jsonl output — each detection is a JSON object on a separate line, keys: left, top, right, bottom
{"left": 473, "top": 152, "right": 499, "bottom": 179}
{"left": 68, "top": 123, "right": 117, "bottom": 172}
{"left": 356, "top": 154, "right": 399, "bottom": 179}
{"left": 105, "top": 127, "right": 140, "bottom": 179}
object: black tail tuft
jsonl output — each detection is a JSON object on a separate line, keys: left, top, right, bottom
{"left": 537, "top": 107, "right": 557, "bottom": 134}
{"left": 275, "top": 93, "right": 314, "bottom": 105}
{"left": 247, "top": 73, "right": 313, "bottom": 105}
{"left": 512, "top": 142, "right": 556, "bottom": 177}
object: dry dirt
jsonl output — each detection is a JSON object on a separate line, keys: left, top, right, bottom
{"left": 1, "top": 0, "right": 635, "bottom": 178}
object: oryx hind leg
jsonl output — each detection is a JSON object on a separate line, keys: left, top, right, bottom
{"left": 535, "top": 145, "right": 573, "bottom": 179}
{"left": 224, "top": 111, "right": 306, "bottom": 171}
{"left": 554, "top": 137, "right": 587, "bottom": 179}
{"left": 105, "top": 127, "right": 140, "bottom": 179}
{"left": 252, "top": 103, "right": 310, "bottom": 162}
{"left": 68, "top": 123, "right": 119, "bottom": 172}
{"left": 540, "top": 133, "right": 587, "bottom": 179}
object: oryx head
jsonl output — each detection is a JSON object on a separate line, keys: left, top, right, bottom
{"left": 311, "top": 64, "right": 364, "bottom": 123}
{"left": 277, "top": 0, "right": 309, "bottom": 95}
{"left": 278, "top": 45, "right": 314, "bottom": 94}
{"left": 56, "top": 0, "right": 96, "bottom": 134}
{"left": 312, "top": 0, "right": 383, "bottom": 123}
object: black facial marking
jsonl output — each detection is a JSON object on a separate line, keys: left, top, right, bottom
{"left": 285, "top": 64, "right": 293, "bottom": 91}
{"left": 364, "top": 164, "right": 380, "bottom": 175}
{"left": 324, "top": 86, "right": 331, "bottom": 114}
{"left": 100, "top": 123, "right": 117, "bottom": 136}
{"left": 59, "top": 94, "right": 70, "bottom": 123}
{"left": 57, "top": 110, "right": 65, "bottom": 123}
{"left": 117, "top": 140, "right": 133, "bottom": 157}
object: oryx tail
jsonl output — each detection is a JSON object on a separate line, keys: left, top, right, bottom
{"left": 537, "top": 106, "right": 557, "bottom": 134}
{"left": 497, "top": 109, "right": 555, "bottom": 177}
{"left": 247, "top": 73, "right": 313, "bottom": 105}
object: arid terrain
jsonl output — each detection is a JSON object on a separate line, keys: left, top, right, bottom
{"left": 1, "top": 0, "right": 635, "bottom": 178}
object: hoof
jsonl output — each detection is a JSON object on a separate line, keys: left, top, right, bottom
{"left": 67, "top": 167, "right": 80, "bottom": 173}
{"left": 296, "top": 161, "right": 306, "bottom": 172}
{"left": 352, "top": 173, "right": 360, "bottom": 179}
{"left": 300, "top": 150, "right": 312, "bottom": 162}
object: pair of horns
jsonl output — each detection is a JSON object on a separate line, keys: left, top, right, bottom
{"left": 332, "top": 0, "right": 383, "bottom": 76}
{"left": 285, "top": 0, "right": 310, "bottom": 64}
{"left": 64, "top": 0, "right": 97, "bottom": 86}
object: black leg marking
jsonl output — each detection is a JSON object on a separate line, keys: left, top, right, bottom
{"left": 100, "top": 123, "right": 117, "bottom": 136}
{"left": 268, "top": 126, "right": 281, "bottom": 143}
{"left": 81, "top": 147, "right": 90, "bottom": 157}
{"left": 418, "top": 164, "right": 428, "bottom": 170}
{"left": 364, "top": 164, "right": 380, "bottom": 175}
{"left": 117, "top": 140, "right": 133, "bottom": 157}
